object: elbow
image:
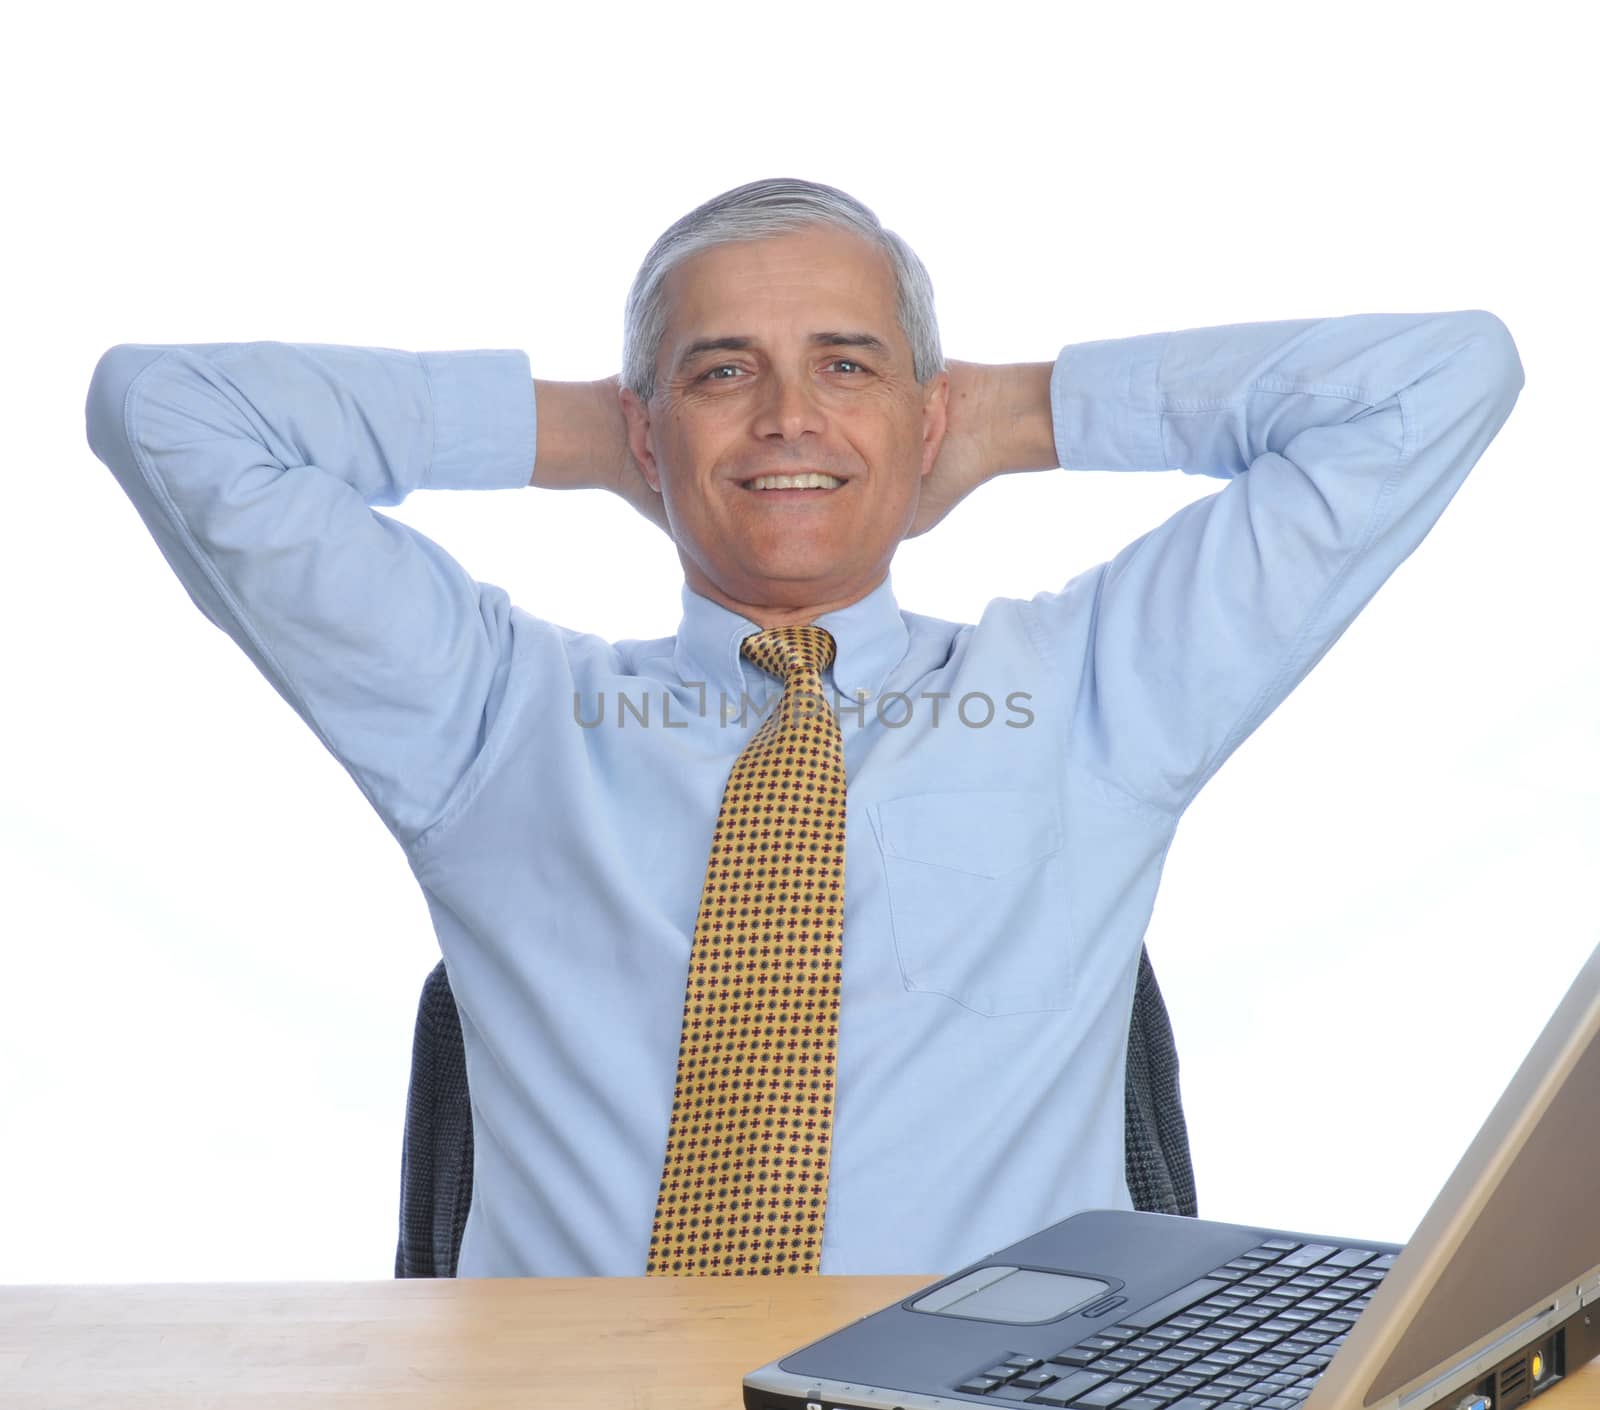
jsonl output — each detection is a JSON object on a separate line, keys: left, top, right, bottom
{"left": 1455, "top": 309, "right": 1526, "bottom": 398}
{"left": 84, "top": 343, "right": 174, "bottom": 468}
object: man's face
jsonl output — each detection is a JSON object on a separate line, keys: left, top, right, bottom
{"left": 620, "top": 223, "right": 948, "bottom": 619}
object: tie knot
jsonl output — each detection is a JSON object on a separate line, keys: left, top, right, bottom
{"left": 740, "top": 624, "right": 836, "bottom": 683}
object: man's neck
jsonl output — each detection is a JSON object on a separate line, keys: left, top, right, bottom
{"left": 685, "top": 570, "right": 886, "bottom": 629}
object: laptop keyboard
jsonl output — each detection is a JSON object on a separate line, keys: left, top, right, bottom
{"left": 954, "top": 1239, "right": 1395, "bottom": 1407}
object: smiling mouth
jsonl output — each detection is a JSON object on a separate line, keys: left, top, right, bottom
{"left": 741, "top": 472, "right": 847, "bottom": 492}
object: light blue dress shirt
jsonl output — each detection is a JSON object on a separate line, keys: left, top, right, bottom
{"left": 84, "top": 310, "right": 1523, "bottom": 1276}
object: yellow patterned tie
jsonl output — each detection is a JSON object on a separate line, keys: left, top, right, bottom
{"left": 645, "top": 623, "right": 847, "bottom": 1276}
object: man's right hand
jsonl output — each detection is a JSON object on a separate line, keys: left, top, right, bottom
{"left": 530, "top": 375, "right": 670, "bottom": 536}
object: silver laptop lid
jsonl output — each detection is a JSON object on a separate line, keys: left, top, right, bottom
{"left": 1305, "top": 938, "right": 1600, "bottom": 1410}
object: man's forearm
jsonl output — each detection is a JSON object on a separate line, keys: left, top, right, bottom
{"left": 980, "top": 360, "right": 1058, "bottom": 476}
{"left": 529, "top": 375, "right": 632, "bottom": 491}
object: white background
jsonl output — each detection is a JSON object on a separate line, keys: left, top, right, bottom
{"left": 3, "top": 0, "right": 1594, "bottom": 1284}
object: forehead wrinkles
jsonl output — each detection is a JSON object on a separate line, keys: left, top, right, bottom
{"left": 665, "top": 234, "right": 899, "bottom": 348}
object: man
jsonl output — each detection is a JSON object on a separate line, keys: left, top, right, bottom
{"left": 84, "top": 176, "right": 1524, "bottom": 1279}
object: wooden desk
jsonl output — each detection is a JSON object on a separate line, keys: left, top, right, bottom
{"left": 3, "top": 1276, "right": 1598, "bottom": 1410}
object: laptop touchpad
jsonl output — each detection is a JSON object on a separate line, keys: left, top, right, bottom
{"left": 911, "top": 1266, "right": 1112, "bottom": 1323}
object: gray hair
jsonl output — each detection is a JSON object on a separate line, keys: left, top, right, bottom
{"left": 621, "top": 176, "right": 944, "bottom": 404}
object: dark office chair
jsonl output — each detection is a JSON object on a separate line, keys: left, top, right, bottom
{"left": 396, "top": 944, "right": 1197, "bottom": 1278}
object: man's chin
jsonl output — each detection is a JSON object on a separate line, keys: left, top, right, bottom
{"left": 710, "top": 542, "right": 846, "bottom": 589}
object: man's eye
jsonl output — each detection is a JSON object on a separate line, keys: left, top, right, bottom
{"left": 698, "top": 359, "right": 866, "bottom": 382}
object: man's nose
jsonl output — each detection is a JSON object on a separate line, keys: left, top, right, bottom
{"left": 751, "top": 368, "right": 827, "bottom": 440}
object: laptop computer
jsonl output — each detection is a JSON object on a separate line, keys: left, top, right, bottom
{"left": 744, "top": 938, "right": 1600, "bottom": 1410}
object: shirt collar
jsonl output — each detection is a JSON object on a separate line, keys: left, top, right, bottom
{"left": 671, "top": 573, "right": 909, "bottom": 707}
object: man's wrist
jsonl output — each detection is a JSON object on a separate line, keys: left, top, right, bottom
{"left": 529, "top": 376, "right": 629, "bottom": 491}
{"left": 983, "top": 360, "right": 1059, "bottom": 476}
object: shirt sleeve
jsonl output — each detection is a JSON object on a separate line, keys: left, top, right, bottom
{"left": 1019, "top": 309, "right": 1526, "bottom": 816}
{"left": 84, "top": 339, "right": 539, "bottom": 848}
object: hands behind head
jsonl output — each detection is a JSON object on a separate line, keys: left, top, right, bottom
{"left": 902, "top": 360, "right": 993, "bottom": 539}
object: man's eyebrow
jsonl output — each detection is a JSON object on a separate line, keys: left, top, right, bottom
{"left": 675, "top": 331, "right": 892, "bottom": 369}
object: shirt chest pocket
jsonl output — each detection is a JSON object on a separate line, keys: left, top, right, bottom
{"left": 868, "top": 789, "right": 1074, "bottom": 1017}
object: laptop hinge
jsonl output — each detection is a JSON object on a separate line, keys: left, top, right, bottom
{"left": 1397, "top": 1306, "right": 1558, "bottom": 1407}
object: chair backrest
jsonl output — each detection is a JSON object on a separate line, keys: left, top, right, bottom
{"left": 1124, "top": 944, "right": 1198, "bottom": 1218}
{"left": 396, "top": 944, "right": 1196, "bottom": 1277}
{"left": 395, "top": 961, "right": 475, "bottom": 1278}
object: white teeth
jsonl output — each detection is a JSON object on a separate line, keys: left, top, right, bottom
{"left": 747, "top": 473, "right": 844, "bottom": 491}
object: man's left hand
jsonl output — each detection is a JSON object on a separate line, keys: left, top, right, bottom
{"left": 905, "top": 359, "right": 1057, "bottom": 539}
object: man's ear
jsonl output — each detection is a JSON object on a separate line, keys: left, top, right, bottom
{"left": 619, "top": 385, "right": 663, "bottom": 493}
{"left": 919, "top": 370, "right": 951, "bottom": 479}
